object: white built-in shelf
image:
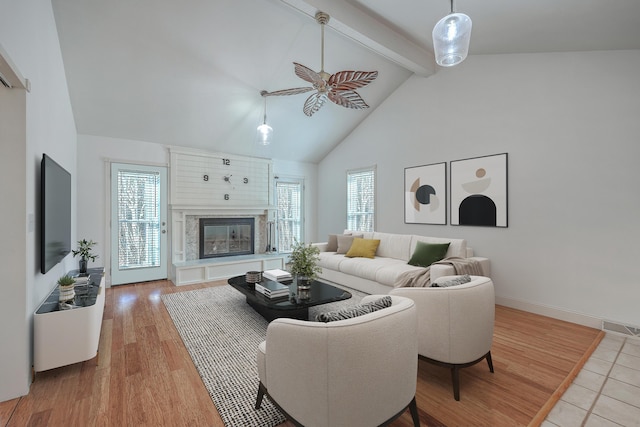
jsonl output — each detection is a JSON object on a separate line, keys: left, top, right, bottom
{"left": 172, "top": 253, "right": 286, "bottom": 286}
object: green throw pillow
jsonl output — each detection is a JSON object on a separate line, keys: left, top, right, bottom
{"left": 407, "top": 241, "right": 450, "bottom": 268}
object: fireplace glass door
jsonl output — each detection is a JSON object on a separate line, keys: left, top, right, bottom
{"left": 199, "top": 218, "right": 254, "bottom": 258}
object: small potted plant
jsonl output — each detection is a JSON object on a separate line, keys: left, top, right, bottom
{"left": 57, "top": 274, "right": 76, "bottom": 302}
{"left": 72, "top": 239, "right": 98, "bottom": 275}
{"left": 288, "top": 240, "right": 322, "bottom": 299}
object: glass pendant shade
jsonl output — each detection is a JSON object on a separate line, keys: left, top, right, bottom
{"left": 257, "top": 92, "right": 273, "bottom": 146}
{"left": 432, "top": 12, "right": 472, "bottom": 67}
{"left": 256, "top": 122, "right": 273, "bottom": 146}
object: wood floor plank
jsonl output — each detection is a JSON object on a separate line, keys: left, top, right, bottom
{"left": 2, "top": 280, "right": 600, "bottom": 427}
{"left": 0, "top": 399, "right": 18, "bottom": 426}
{"left": 97, "top": 318, "right": 113, "bottom": 369}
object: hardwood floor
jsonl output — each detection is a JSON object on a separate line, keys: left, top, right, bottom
{"left": 1, "top": 280, "right": 602, "bottom": 427}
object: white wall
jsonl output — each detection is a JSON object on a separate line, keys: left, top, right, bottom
{"left": 0, "top": 0, "right": 77, "bottom": 400}
{"left": 318, "top": 50, "right": 640, "bottom": 328}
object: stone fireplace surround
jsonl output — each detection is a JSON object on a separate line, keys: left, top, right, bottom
{"left": 184, "top": 214, "right": 268, "bottom": 261}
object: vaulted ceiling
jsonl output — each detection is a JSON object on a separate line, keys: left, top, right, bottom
{"left": 51, "top": 0, "right": 640, "bottom": 163}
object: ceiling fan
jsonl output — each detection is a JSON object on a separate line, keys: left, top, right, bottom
{"left": 263, "top": 11, "right": 378, "bottom": 117}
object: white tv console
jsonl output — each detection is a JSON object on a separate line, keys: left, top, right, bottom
{"left": 33, "top": 268, "right": 105, "bottom": 372}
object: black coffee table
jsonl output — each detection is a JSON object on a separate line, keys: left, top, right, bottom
{"left": 227, "top": 275, "right": 352, "bottom": 321}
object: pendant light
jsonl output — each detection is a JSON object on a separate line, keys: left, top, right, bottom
{"left": 256, "top": 90, "right": 273, "bottom": 146}
{"left": 432, "top": 0, "right": 472, "bottom": 67}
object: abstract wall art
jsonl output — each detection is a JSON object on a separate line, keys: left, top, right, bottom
{"left": 404, "top": 162, "right": 447, "bottom": 225}
{"left": 450, "top": 153, "right": 508, "bottom": 227}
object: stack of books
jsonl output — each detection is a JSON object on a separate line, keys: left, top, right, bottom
{"left": 263, "top": 269, "right": 292, "bottom": 282}
{"left": 255, "top": 280, "right": 290, "bottom": 298}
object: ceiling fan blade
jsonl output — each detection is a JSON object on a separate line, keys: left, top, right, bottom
{"left": 303, "top": 92, "right": 328, "bottom": 117}
{"left": 264, "top": 87, "right": 314, "bottom": 96}
{"left": 329, "top": 70, "right": 378, "bottom": 91}
{"left": 294, "top": 62, "right": 323, "bottom": 85}
{"left": 328, "top": 90, "right": 369, "bottom": 110}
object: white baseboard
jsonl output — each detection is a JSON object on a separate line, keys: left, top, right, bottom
{"left": 496, "top": 296, "right": 602, "bottom": 329}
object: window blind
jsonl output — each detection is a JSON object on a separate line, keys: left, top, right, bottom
{"left": 347, "top": 168, "right": 375, "bottom": 232}
{"left": 276, "top": 180, "right": 302, "bottom": 252}
{"left": 117, "top": 169, "right": 161, "bottom": 269}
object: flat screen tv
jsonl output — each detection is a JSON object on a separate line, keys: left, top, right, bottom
{"left": 41, "top": 154, "right": 72, "bottom": 274}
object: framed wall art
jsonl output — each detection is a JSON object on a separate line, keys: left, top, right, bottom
{"left": 450, "top": 153, "right": 508, "bottom": 227}
{"left": 404, "top": 162, "right": 447, "bottom": 225}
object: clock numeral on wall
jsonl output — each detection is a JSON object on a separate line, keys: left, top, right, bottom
{"left": 203, "top": 174, "right": 209, "bottom": 181}
{"left": 224, "top": 194, "right": 230, "bottom": 200}
{"left": 243, "top": 177, "right": 249, "bottom": 184}
{"left": 222, "top": 158, "right": 230, "bottom": 166}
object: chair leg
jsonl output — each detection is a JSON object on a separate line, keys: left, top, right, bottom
{"left": 451, "top": 366, "right": 461, "bottom": 401}
{"left": 255, "top": 382, "right": 266, "bottom": 410}
{"left": 408, "top": 396, "right": 420, "bottom": 427}
{"left": 486, "top": 351, "right": 494, "bottom": 373}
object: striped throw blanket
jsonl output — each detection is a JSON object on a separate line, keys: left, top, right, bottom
{"left": 394, "top": 257, "right": 483, "bottom": 288}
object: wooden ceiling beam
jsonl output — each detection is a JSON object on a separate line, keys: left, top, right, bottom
{"left": 278, "top": 0, "right": 435, "bottom": 77}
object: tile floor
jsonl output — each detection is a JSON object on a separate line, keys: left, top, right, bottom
{"left": 543, "top": 333, "right": 640, "bottom": 427}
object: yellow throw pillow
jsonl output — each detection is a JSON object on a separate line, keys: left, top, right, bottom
{"left": 345, "top": 238, "right": 381, "bottom": 259}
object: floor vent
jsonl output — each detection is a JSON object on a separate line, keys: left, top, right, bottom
{"left": 603, "top": 321, "right": 640, "bottom": 337}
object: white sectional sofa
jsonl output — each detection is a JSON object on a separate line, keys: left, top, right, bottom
{"left": 313, "top": 231, "right": 491, "bottom": 295}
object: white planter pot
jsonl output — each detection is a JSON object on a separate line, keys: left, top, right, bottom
{"left": 59, "top": 284, "right": 75, "bottom": 302}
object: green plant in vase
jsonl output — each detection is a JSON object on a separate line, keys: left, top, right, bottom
{"left": 72, "top": 239, "right": 98, "bottom": 275}
{"left": 288, "top": 240, "right": 322, "bottom": 299}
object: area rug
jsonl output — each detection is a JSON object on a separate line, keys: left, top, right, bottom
{"left": 161, "top": 284, "right": 365, "bottom": 427}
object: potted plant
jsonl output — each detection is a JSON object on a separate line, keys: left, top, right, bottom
{"left": 72, "top": 239, "right": 98, "bottom": 275}
{"left": 288, "top": 240, "right": 322, "bottom": 299}
{"left": 57, "top": 274, "right": 76, "bottom": 302}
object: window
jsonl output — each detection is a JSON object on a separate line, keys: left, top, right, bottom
{"left": 276, "top": 179, "right": 303, "bottom": 252}
{"left": 116, "top": 169, "right": 161, "bottom": 269}
{"left": 347, "top": 167, "right": 376, "bottom": 232}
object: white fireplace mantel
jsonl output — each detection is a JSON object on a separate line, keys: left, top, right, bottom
{"left": 170, "top": 205, "right": 275, "bottom": 216}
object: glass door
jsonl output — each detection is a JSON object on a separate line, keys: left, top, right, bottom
{"left": 110, "top": 163, "right": 167, "bottom": 285}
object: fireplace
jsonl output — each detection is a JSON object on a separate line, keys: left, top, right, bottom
{"left": 199, "top": 218, "right": 255, "bottom": 259}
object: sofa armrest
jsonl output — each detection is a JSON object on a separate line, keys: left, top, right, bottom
{"left": 430, "top": 264, "right": 456, "bottom": 280}
{"left": 431, "top": 257, "right": 491, "bottom": 280}
{"left": 470, "top": 257, "right": 491, "bottom": 277}
{"left": 311, "top": 242, "right": 328, "bottom": 252}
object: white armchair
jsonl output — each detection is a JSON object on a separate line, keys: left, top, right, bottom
{"left": 255, "top": 295, "right": 420, "bottom": 427}
{"left": 390, "top": 275, "right": 495, "bottom": 401}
